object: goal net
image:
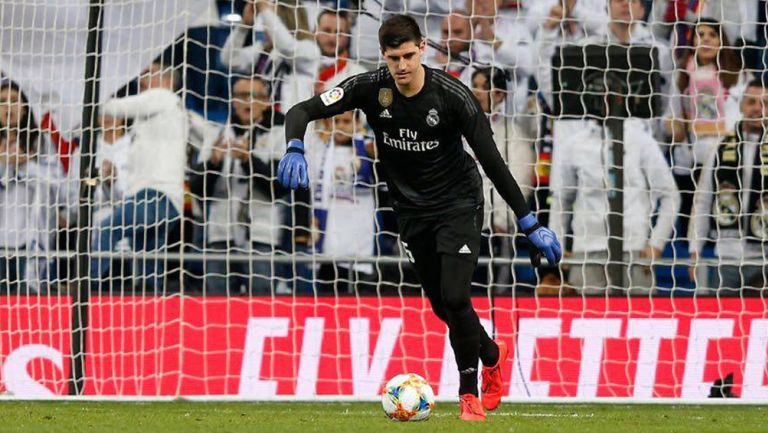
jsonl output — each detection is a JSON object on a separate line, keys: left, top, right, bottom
{"left": 1, "top": 0, "right": 768, "bottom": 401}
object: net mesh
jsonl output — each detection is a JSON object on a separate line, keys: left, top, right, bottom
{"left": 1, "top": 0, "right": 768, "bottom": 400}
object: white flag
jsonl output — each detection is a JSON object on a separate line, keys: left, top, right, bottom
{"left": 0, "top": 0, "right": 210, "bottom": 137}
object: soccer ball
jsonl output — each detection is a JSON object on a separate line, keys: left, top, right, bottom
{"left": 380, "top": 373, "right": 435, "bottom": 421}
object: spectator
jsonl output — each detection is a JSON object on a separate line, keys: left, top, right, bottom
{"left": 92, "top": 65, "right": 187, "bottom": 293}
{"left": 694, "top": 0, "right": 766, "bottom": 71}
{"left": 667, "top": 19, "right": 746, "bottom": 166}
{"left": 0, "top": 129, "right": 58, "bottom": 293}
{"left": 0, "top": 80, "right": 53, "bottom": 172}
{"left": 466, "top": 0, "right": 536, "bottom": 115}
{"left": 139, "top": 59, "right": 220, "bottom": 162}
{"left": 665, "top": 18, "right": 747, "bottom": 233}
{"left": 52, "top": 115, "right": 131, "bottom": 289}
{"left": 313, "top": 9, "right": 368, "bottom": 94}
{"left": 191, "top": 75, "right": 293, "bottom": 295}
{"left": 537, "top": 0, "right": 673, "bottom": 113}
{"left": 527, "top": 0, "right": 610, "bottom": 37}
{"left": 542, "top": 2, "right": 680, "bottom": 296}
{"left": 306, "top": 110, "right": 375, "bottom": 294}
{"left": 471, "top": 67, "right": 534, "bottom": 234}
{"left": 549, "top": 117, "right": 680, "bottom": 295}
{"left": 64, "top": 115, "right": 131, "bottom": 242}
{"left": 471, "top": 66, "right": 535, "bottom": 293}
{"left": 689, "top": 79, "right": 768, "bottom": 294}
{"left": 426, "top": 12, "right": 476, "bottom": 85}
{"left": 220, "top": 0, "right": 319, "bottom": 112}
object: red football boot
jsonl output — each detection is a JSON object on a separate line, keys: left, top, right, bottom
{"left": 459, "top": 393, "right": 486, "bottom": 421}
{"left": 481, "top": 340, "right": 509, "bottom": 411}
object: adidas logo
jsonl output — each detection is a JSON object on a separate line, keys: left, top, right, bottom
{"left": 458, "top": 244, "right": 471, "bottom": 254}
{"left": 379, "top": 109, "right": 392, "bottom": 118}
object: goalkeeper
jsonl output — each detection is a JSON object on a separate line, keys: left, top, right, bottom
{"left": 277, "top": 14, "right": 561, "bottom": 421}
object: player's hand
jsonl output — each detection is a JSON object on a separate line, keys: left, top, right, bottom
{"left": 519, "top": 212, "right": 562, "bottom": 266}
{"left": 277, "top": 139, "right": 309, "bottom": 189}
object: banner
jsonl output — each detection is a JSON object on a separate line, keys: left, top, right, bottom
{"left": 1, "top": 296, "right": 768, "bottom": 399}
{"left": 0, "top": 0, "right": 209, "bottom": 136}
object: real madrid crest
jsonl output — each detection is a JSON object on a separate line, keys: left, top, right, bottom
{"left": 750, "top": 196, "right": 768, "bottom": 240}
{"left": 426, "top": 108, "right": 439, "bottom": 127}
{"left": 713, "top": 183, "right": 740, "bottom": 227}
{"left": 378, "top": 88, "right": 393, "bottom": 108}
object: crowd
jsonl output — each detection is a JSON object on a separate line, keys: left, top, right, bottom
{"left": 1, "top": 0, "right": 768, "bottom": 296}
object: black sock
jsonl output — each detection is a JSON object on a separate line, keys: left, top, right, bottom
{"left": 459, "top": 367, "right": 479, "bottom": 396}
{"left": 448, "top": 304, "right": 483, "bottom": 396}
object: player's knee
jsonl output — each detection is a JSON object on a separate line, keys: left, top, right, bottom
{"left": 441, "top": 289, "right": 471, "bottom": 313}
{"left": 430, "top": 305, "right": 449, "bottom": 323}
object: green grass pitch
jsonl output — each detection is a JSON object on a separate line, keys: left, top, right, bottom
{"left": 0, "top": 401, "right": 765, "bottom": 432}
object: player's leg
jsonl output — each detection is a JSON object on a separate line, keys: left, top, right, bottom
{"left": 397, "top": 215, "right": 448, "bottom": 324}
{"left": 435, "top": 206, "right": 499, "bottom": 395}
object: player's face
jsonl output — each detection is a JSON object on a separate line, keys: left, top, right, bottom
{"left": 316, "top": 14, "right": 350, "bottom": 57}
{"left": 740, "top": 86, "right": 768, "bottom": 133}
{"left": 382, "top": 41, "right": 425, "bottom": 87}
{"left": 332, "top": 110, "right": 356, "bottom": 145}
{"left": 232, "top": 78, "right": 271, "bottom": 126}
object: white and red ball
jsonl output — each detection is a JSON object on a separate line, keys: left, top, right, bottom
{"left": 380, "top": 373, "right": 435, "bottom": 421}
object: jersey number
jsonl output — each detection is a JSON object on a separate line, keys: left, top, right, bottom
{"left": 401, "top": 241, "right": 415, "bottom": 264}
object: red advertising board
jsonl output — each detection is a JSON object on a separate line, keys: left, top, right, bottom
{"left": 1, "top": 296, "right": 767, "bottom": 399}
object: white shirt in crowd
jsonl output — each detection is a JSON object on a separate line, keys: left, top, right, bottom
{"left": 549, "top": 118, "right": 681, "bottom": 253}
{"left": 307, "top": 132, "right": 375, "bottom": 262}
{"left": 206, "top": 153, "right": 250, "bottom": 247}
{"left": 479, "top": 109, "right": 535, "bottom": 233}
{"left": 101, "top": 88, "right": 187, "bottom": 213}
{"left": 0, "top": 160, "right": 58, "bottom": 249}
{"left": 249, "top": 126, "right": 285, "bottom": 247}
{"left": 65, "top": 134, "right": 132, "bottom": 232}
{"left": 689, "top": 132, "right": 765, "bottom": 259}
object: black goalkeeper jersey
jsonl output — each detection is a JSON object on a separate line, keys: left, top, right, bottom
{"left": 285, "top": 65, "right": 529, "bottom": 217}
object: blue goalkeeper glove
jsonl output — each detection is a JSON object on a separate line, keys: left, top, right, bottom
{"left": 519, "top": 212, "right": 562, "bottom": 266}
{"left": 277, "top": 139, "right": 309, "bottom": 190}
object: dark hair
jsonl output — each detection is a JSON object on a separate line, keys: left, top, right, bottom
{"left": 472, "top": 67, "right": 508, "bottom": 93}
{"left": 676, "top": 18, "right": 741, "bottom": 93}
{"left": 378, "top": 15, "right": 423, "bottom": 50}
{"left": 746, "top": 78, "right": 766, "bottom": 90}
{"left": 0, "top": 80, "right": 38, "bottom": 153}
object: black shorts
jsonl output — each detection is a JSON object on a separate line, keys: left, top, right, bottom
{"left": 396, "top": 205, "right": 483, "bottom": 264}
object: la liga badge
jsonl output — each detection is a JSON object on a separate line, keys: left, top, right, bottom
{"left": 320, "top": 87, "right": 344, "bottom": 106}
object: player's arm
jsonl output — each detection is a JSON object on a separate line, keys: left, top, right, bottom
{"left": 459, "top": 88, "right": 562, "bottom": 265}
{"left": 278, "top": 76, "right": 364, "bottom": 189}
